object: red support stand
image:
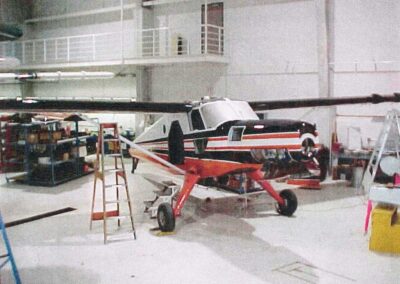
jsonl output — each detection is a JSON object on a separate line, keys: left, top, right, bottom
{"left": 247, "top": 170, "right": 285, "bottom": 205}
{"left": 173, "top": 173, "right": 200, "bottom": 217}
{"left": 287, "top": 178, "right": 321, "bottom": 190}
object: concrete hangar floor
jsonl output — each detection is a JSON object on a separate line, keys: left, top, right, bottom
{"left": 0, "top": 161, "right": 399, "bottom": 284}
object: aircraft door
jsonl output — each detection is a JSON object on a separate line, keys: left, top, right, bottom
{"left": 168, "top": 120, "right": 185, "bottom": 165}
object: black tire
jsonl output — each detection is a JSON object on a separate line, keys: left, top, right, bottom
{"left": 318, "top": 160, "right": 328, "bottom": 181}
{"left": 157, "top": 203, "right": 175, "bottom": 232}
{"left": 316, "top": 145, "right": 330, "bottom": 181}
{"left": 276, "top": 189, "right": 297, "bottom": 216}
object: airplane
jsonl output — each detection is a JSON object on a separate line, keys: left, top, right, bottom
{"left": 0, "top": 93, "right": 399, "bottom": 232}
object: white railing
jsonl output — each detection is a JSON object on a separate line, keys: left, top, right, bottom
{"left": 140, "top": 27, "right": 178, "bottom": 57}
{"left": 139, "top": 25, "right": 224, "bottom": 57}
{"left": 0, "top": 32, "right": 123, "bottom": 65}
{"left": 201, "top": 24, "right": 224, "bottom": 55}
{"left": 0, "top": 25, "right": 225, "bottom": 66}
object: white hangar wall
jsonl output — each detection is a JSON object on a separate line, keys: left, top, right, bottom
{"left": 0, "top": 0, "right": 138, "bottom": 101}
{"left": 22, "top": 0, "right": 137, "bottom": 100}
{"left": 2, "top": 0, "right": 400, "bottom": 144}
{"left": 0, "top": 0, "right": 29, "bottom": 98}
{"left": 15, "top": 0, "right": 138, "bottom": 129}
{"left": 333, "top": 0, "right": 400, "bottom": 148}
{"left": 150, "top": 0, "right": 400, "bottom": 147}
{"left": 150, "top": 0, "right": 323, "bottom": 141}
{"left": 150, "top": 0, "right": 318, "bottom": 101}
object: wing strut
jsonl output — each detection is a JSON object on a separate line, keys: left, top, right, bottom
{"left": 119, "top": 135, "right": 186, "bottom": 175}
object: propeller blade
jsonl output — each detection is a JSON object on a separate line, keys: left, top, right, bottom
{"left": 0, "top": 98, "right": 192, "bottom": 113}
{"left": 249, "top": 93, "right": 400, "bottom": 111}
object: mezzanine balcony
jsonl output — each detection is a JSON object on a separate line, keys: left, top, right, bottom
{"left": 0, "top": 24, "right": 227, "bottom": 70}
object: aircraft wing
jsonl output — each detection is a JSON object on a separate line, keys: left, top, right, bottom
{"left": 0, "top": 93, "right": 399, "bottom": 113}
{"left": 0, "top": 98, "right": 192, "bottom": 113}
{"left": 249, "top": 93, "right": 400, "bottom": 111}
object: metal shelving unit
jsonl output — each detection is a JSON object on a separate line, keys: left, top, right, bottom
{"left": 2, "top": 115, "right": 96, "bottom": 186}
{"left": 2, "top": 123, "right": 30, "bottom": 182}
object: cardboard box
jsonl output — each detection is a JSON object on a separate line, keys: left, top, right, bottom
{"left": 39, "top": 132, "right": 49, "bottom": 141}
{"left": 72, "top": 146, "right": 87, "bottom": 157}
{"left": 52, "top": 131, "right": 62, "bottom": 141}
{"left": 63, "top": 152, "right": 69, "bottom": 160}
{"left": 27, "top": 133, "right": 39, "bottom": 144}
{"left": 332, "top": 165, "right": 353, "bottom": 180}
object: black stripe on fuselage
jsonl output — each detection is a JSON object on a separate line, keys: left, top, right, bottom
{"left": 137, "top": 119, "right": 313, "bottom": 145}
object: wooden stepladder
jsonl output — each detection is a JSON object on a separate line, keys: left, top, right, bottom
{"left": 90, "top": 123, "right": 136, "bottom": 244}
{"left": 0, "top": 210, "right": 21, "bottom": 284}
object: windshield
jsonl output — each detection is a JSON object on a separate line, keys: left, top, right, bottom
{"left": 200, "top": 100, "right": 258, "bottom": 129}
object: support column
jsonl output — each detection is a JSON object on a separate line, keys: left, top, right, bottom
{"left": 135, "top": 67, "right": 151, "bottom": 136}
{"left": 316, "top": 0, "right": 329, "bottom": 100}
{"left": 20, "top": 81, "right": 33, "bottom": 98}
{"left": 315, "top": 0, "right": 336, "bottom": 150}
{"left": 204, "top": 0, "right": 208, "bottom": 54}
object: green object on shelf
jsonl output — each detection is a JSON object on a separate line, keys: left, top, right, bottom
{"left": 0, "top": 23, "right": 23, "bottom": 40}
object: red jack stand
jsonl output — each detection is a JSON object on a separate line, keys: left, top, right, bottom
{"left": 287, "top": 178, "right": 321, "bottom": 190}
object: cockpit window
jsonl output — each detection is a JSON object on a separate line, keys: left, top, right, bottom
{"left": 191, "top": 109, "right": 205, "bottom": 130}
{"left": 201, "top": 100, "right": 258, "bottom": 129}
{"left": 229, "top": 126, "right": 245, "bottom": 141}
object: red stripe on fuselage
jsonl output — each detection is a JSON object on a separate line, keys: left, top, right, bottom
{"left": 150, "top": 144, "right": 309, "bottom": 151}
{"left": 242, "top": 133, "right": 300, "bottom": 140}
{"left": 137, "top": 132, "right": 304, "bottom": 146}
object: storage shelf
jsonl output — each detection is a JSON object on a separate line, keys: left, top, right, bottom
{"left": 27, "top": 135, "right": 93, "bottom": 146}
{"left": 35, "top": 158, "right": 77, "bottom": 167}
{"left": 3, "top": 160, "right": 24, "bottom": 164}
{"left": 57, "top": 135, "right": 91, "bottom": 145}
{"left": 1, "top": 115, "right": 96, "bottom": 186}
{"left": 28, "top": 170, "right": 94, "bottom": 186}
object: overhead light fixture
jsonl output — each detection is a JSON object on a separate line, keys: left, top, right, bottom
{"left": 0, "top": 71, "right": 115, "bottom": 83}
{"left": 0, "top": 57, "right": 21, "bottom": 70}
{"left": 35, "top": 71, "right": 115, "bottom": 81}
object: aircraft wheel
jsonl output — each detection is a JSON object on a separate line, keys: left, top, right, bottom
{"left": 276, "top": 189, "right": 297, "bottom": 216}
{"left": 157, "top": 203, "right": 175, "bottom": 232}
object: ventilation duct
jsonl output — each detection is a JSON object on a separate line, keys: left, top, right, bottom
{"left": 0, "top": 23, "right": 23, "bottom": 40}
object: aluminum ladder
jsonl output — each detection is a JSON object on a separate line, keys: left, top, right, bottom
{"left": 0, "top": 210, "right": 21, "bottom": 284}
{"left": 361, "top": 110, "right": 400, "bottom": 192}
{"left": 90, "top": 123, "right": 136, "bottom": 244}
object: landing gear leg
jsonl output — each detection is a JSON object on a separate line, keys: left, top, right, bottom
{"left": 247, "top": 170, "right": 297, "bottom": 216}
{"left": 157, "top": 173, "right": 200, "bottom": 232}
{"left": 131, "top": 158, "right": 139, "bottom": 173}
